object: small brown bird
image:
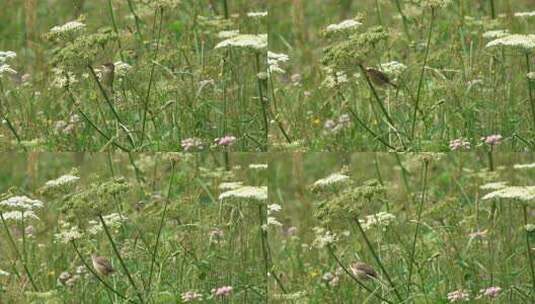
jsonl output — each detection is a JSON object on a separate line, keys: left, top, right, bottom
{"left": 365, "top": 67, "right": 397, "bottom": 89}
{"left": 350, "top": 261, "right": 378, "bottom": 280}
{"left": 91, "top": 254, "right": 115, "bottom": 276}
{"left": 101, "top": 62, "right": 115, "bottom": 95}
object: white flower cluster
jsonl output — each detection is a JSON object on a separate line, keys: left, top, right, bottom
{"left": 514, "top": 11, "right": 535, "bottom": 18}
{"left": 249, "top": 163, "right": 268, "bottom": 170}
{"left": 0, "top": 195, "right": 44, "bottom": 210}
{"left": 217, "top": 30, "right": 239, "bottom": 39}
{"left": 486, "top": 34, "right": 535, "bottom": 51}
{"left": 0, "top": 50, "right": 17, "bottom": 78}
{"left": 322, "top": 68, "right": 349, "bottom": 88}
{"left": 44, "top": 174, "right": 80, "bottom": 189}
{"left": 312, "top": 227, "right": 338, "bottom": 248}
{"left": 247, "top": 11, "right": 267, "bottom": 18}
{"left": 482, "top": 30, "right": 509, "bottom": 39}
{"left": 480, "top": 181, "right": 508, "bottom": 190}
{"left": 218, "top": 181, "right": 244, "bottom": 190}
{"left": 379, "top": 61, "right": 407, "bottom": 77}
{"left": 268, "top": 51, "right": 289, "bottom": 74}
{"left": 326, "top": 19, "right": 362, "bottom": 33}
{"left": 87, "top": 213, "right": 128, "bottom": 235}
{"left": 54, "top": 224, "right": 83, "bottom": 244}
{"left": 1, "top": 210, "right": 39, "bottom": 221}
{"left": 361, "top": 212, "right": 396, "bottom": 231}
{"left": 51, "top": 68, "right": 78, "bottom": 89}
{"left": 313, "top": 173, "right": 350, "bottom": 188}
{"left": 263, "top": 203, "right": 283, "bottom": 231}
{"left": 528, "top": 72, "right": 535, "bottom": 81}
{"left": 50, "top": 20, "right": 86, "bottom": 35}
{"left": 514, "top": 162, "right": 535, "bottom": 169}
{"left": 215, "top": 34, "right": 267, "bottom": 51}
{"left": 482, "top": 186, "right": 535, "bottom": 201}
{"left": 114, "top": 61, "right": 132, "bottom": 77}
{"left": 219, "top": 186, "right": 268, "bottom": 201}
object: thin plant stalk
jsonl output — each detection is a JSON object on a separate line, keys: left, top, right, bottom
{"left": 99, "top": 214, "right": 145, "bottom": 304}
{"left": 255, "top": 52, "right": 269, "bottom": 151}
{"left": 525, "top": 53, "right": 535, "bottom": 132}
{"left": 107, "top": 0, "right": 126, "bottom": 61}
{"left": 353, "top": 217, "right": 404, "bottom": 302}
{"left": 258, "top": 204, "right": 269, "bottom": 301}
{"left": 523, "top": 205, "right": 535, "bottom": 292}
{"left": 140, "top": 7, "right": 164, "bottom": 146}
{"left": 490, "top": 0, "right": 496, "bottom": 19}
{"left": 126, "top": 0, "right": 145, "bottom": 46}
{"left": 410, "top": 8, "right": 435, "bottom": 139}
{"left": 70, "top": 240, "right": 130, "bottom": 302}
{"left": 0, "top": 212, "right": 38, "bottom": 291}
{"left": 391, "top": 0, "right": 411, "bottom": 41}
{"left": 66, "top": 90, "right": 131, "bottom": 151}
{"left": 147, "top": 160, "right": 176, "bottom": 292}
{"left": 327, "top": 245, "right": 394, "bottom": 304}
{"left": 358, "top": 64, "right": 397, "bottom": 131}
{"left": 347, "top": 108, "right": 396, "bottom": 150}
{"left": 407, "top": 159, "right": 429, "bottom": 293}
{"left": 222, "top": 0, "right": 229, "bottom": 19}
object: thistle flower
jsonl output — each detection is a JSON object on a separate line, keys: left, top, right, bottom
{"left": 219, "top": 186, "right": 267, "bottom": 201}
{"left": 211, "top": 286, "right": 233, "bottom": 297}
{"left": 449, "top": 138, "right": 471, "bottom": 151}
{"left": 214, "top": 135, "right": 236, "bottom": 147}
{"left": 481, "top": 134, "right": 502, "bottom": 146}
{"left": 181, "top": 291, "right": 203, "bottom": 302}
{"left": 447, "top": 289, "right": 470, "bottom": 302}
{"left": 215, "top": 34, "right": 267, "bottom": 51}
{"left": 181, "top": 137, "right": 204, "bottom": 151}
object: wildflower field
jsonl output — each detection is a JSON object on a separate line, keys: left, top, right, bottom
{"left": 0, "top": 0, "right": 267, "bottom": 152}
{"left": 269, "top": 0, "right": 535, "bottom": 151}
{"left": 0, "top": 153, "right": 269, "bottom": 303}
{"left": 268, "top": 153, "right": 535, "bottom": 303}
{"left": 1, "top": 1, "right": 535, "bottom": 304}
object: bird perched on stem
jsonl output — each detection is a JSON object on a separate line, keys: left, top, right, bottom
{"left": 364, "top": 67, "right": 398, "bottom": 89}
{"left": 101, "top": 62, "right": 115, "bottom": 96}
{"left": 91, "top": 254, "right": 115, "bottom": 276}
{"left": 350, "top": 261, "right": 378, "bottom": 280}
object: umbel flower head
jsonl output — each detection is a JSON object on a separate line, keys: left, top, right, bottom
{"left": 62, "top": 177, "right": 130, "bottom": 217}
{"left": 486, "top": 34, "right": 535, "bottom": 52}
{"left": 419, "top": 0, "right": 452, "bottom": 9}
{"left": 219, "top": 186, "right": 267, "bottom": 202}
{"left": 215, "top": 34, "right": 267, "bottom": 51}
{"left": 482, "top": 186, "right": 535, "bottom": 203}
{"left": 321, "top": 26, "right": 388, "bottom": 71}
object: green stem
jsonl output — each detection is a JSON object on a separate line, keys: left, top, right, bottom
{"left": 255, "top": 53, "right": 269, "bottom": 151}
{"left": 525, "top": 53, "right": 535, "bottom": 132}
{"left": 411, "top": 8, "right": 435, "bottom": 139}
{"left": 353, "top": 218, "right": 404, "bottom": 302}
{"left": 107, "top": 0, "right": 125, "bottom": 61}
{"left": 347, "top": 108, "right": 396, "bottom": 150}
{"left": 490, "top": 0, "right": 496, "bottom": 19}
{"left": 147, "top": 161, "right": 176, "bottom": 292}
{"left": 258, "top": 204, "right": 269, "bottom": 301}
{"left": 99, "top": 214, "right": 145, "bottom": 304}
{"left": 407, "top": 160, "right": 429, "bottom": 293}
{"left": 358, "top": 64, "right": 397, "bottom": 131}
{"left": 126, "top": 0, "right": 145, "bottom": 46}
{"left": 0, "top": 212, "right": 38, "bottom": 291}
{"left": 392, "top": 0, "right": 411, "bottom": 41}
{"left": 140, "top": 7, "right": 164, "bottom": 146}
{"left": 222, "top": 0, "right": 229, "bottom": 19}
{"left": 523, "top": 205, "right": 535, "bottom": 293}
